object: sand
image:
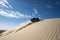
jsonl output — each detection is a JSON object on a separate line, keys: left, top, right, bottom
{"left": 0, "top": 18, "right": 60, "bottom": 40}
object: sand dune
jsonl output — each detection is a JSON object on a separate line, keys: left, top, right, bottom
{"left": 0, "top": 30, "right": 6, "bottom": 34}
{"left": 0, "top": 18, "right": 60, "bottom": 40}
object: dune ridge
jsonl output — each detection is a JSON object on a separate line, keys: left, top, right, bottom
{"left": 0, "top": 18, "right": 60, "bottom": 40}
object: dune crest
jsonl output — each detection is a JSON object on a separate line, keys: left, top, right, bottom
{"left": 0, "top": 18, "right": 60, "bottom": 40}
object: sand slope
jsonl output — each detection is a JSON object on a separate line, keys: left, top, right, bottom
{"left": 0, "top": 18, "right": 60, "bottom": 40}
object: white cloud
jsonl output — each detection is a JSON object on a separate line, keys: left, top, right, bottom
{"left": 0, "top": 0, "right": 32, "bottom": 18}
{"left": 3, "top": 0, "right": 13, "bottom": 9}
{"left": 0, "top": 0, "right": 13, "bottom": 9}
{"left": 0, "top": 9, "right": 32, "bottom": 18}
{"left": 33, "top": 9, "right": 38, "bottom": 14}
{"left": 0, "top": 0, "right": 8, "bottom": 8}
{"left": 32, "top": 9, "right": 38, "bottom": 17}
{"left": 46, "top": 5, "right": 51, "bottom": 8}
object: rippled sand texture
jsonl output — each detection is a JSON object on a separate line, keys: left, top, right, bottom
{"left": 0, "top": 18, "right": 60, "bottom": 40}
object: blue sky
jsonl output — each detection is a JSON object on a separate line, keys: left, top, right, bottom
{"left": 0, "top": 0, "right": 60, "bottom": 30}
